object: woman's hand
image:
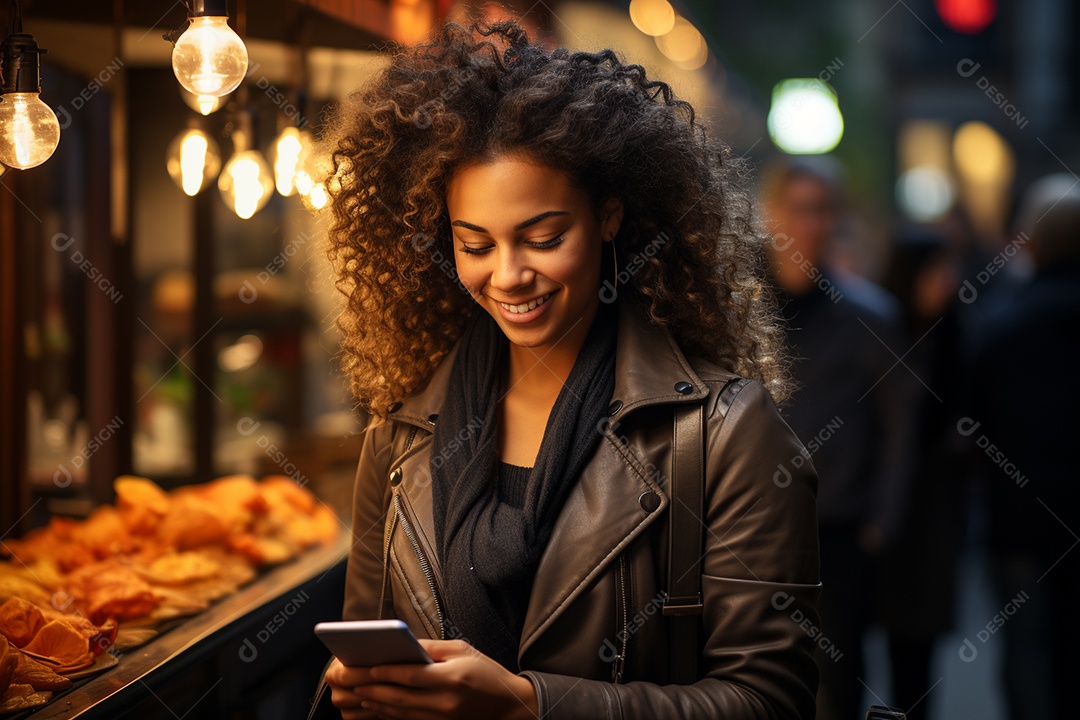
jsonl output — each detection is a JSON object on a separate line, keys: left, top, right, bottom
{"left": 349, "top": 638, "right": 539, "bottom": 720}
{"left": 325, "top": 657, "right": 382, "bottom": 720}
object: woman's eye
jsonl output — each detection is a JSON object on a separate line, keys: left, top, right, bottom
{"left": 458, "top": 234, "right": 564, "bottom": 256}
{"left": 528, "top": 234, "right": 565, "bottom": 250}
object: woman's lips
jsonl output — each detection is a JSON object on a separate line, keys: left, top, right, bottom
{"left": 494, "top": 290, "right": 555, "bottom": 324}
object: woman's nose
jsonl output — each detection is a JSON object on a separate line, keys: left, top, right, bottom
{"left": 490, "top": 245, "right": 533, "bottom": 291}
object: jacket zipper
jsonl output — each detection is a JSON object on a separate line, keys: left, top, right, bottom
{"left": 613, "top": 551, "right": 629, "bottom": 683}
{"left": 378, "top": 504, "right": 398, "bottom": 618}
{"left": 393, "top": 491, "right": 446, "bottom": 638}
{"left": 379, "top": 425, "right": 419, "bottom": 618}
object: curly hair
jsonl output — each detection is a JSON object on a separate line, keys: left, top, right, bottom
{"left": 322, "top": 19, "right": 789, "bottom": 417}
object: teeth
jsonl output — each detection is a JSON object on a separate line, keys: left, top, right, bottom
{"left": 500, "top": 292, "right": 552, "bottom": 314}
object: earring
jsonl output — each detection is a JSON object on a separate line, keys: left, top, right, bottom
{"left": 609, "top": 239, "right": 619, "bottom": 291}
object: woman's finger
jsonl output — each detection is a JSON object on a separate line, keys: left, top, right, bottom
{"left": 331, "top": 685, "right": 367, "bottom": 709}
{"left": 367, "top": 661, "right": 444, "bottom": 689}
{"left": 326, "top": 658, "right": 377, "bottom": 687}
{"left": 338, "top": 711, "right": 383, "bottom": 720}
{"left": 356, "top": 698, "right": 447, "bottom": 720}
{"left": 416, "top": 638, "right": 474, "bottom": 662}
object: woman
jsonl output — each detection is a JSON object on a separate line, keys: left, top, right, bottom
{"left": 320, "top": 20, "right": 820, "bottom": 720}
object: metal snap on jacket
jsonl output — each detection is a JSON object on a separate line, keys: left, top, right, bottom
{"left": 674, "top": 381, "right": 694, "bottom": 394}
{"left": 389, "top": 467, "right": 403, "bottom": 487}
{"left": 428, "top": 413, "right": 439, "bottom": 423}
{"left": 388, "top": 401, "right": 403, "bottom": 413}
{"left": 638, "top": 491, "right": 661, "bottom": 512}
{"left": 608, "top": 399, "right": 623, "bottom": 416}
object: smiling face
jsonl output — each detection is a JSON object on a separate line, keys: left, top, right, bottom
{"left": 446, "top": 153, "right": 623, "bottom": 353}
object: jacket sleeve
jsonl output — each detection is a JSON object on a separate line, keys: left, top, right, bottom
{"left": 342, "top": 415, "right": 397, "bottom": 622}
{"left": 521, "top": 380, "right": 822, "bottom": 719}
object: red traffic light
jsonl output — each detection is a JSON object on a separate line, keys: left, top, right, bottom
{"left": 935, "top": 0, "right": 997, "bottom": 34}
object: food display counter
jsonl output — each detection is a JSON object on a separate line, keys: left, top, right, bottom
{"left": 25, "top": 533, "right": 348, "bottom": 720}
{"left": 1, "top": 475, "right": 350, "bottom": 719}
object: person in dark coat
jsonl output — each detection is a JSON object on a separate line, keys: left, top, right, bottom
{"left": 963, "top": 178, "right": 1080, "bottom": 720}
{"left": 880, "top": 228, "right": 969, "bottom": 720}
{"left": 761, "top": 158, "right": 921, "bottom": 720}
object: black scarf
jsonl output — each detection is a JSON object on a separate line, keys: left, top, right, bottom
{"left": 431, "top": 299, "right": 618, "bottom": 672}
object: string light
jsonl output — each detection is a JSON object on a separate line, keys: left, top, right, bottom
{"left": 170, "top": 0, "right": 248, "bottom": 98}
{"left": 0, "top": 5, "right": 60, "bottom": 170}
{"left": 219, "top": 111, "right": 273, "bottom": 219}
{"left": 166, "top": 126, "right": 221, "bottom": 196}
{"left": 272, "top": 126, "right": 311, "bottom": 196}
{"left": 295, "top": 154, "right": 332, "bottom": 212}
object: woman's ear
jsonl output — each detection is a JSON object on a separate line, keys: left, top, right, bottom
{"left": 601, "top": 197, "right": 624, "bottom": 241}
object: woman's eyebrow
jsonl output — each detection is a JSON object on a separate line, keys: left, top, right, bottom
{"left": 450, "top": 210, "right": 569, "bottom": 234}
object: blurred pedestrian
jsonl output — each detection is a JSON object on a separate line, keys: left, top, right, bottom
{"left": 881, "top": 227, "right": 970, "bottom": 720}
{"left": 963, "top": 176, "right": 1080, "bottom": 720}
{"left": 761, "top": 158, "right": 920, "bottom": 720}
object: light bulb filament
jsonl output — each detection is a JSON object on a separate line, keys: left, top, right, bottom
{"left": 231, "top": 158, "right": 267, "bottom": 219}
{"left": 179, "top": 133, "right": 210, "bottom": 196}
{"left": 274, "top": 132, "right": 304, "bottom": 196}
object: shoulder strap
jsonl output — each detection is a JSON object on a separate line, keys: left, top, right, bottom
{"left": 664, "top": 377, "right": 749, "bottom": 684}
{"left": 664, "top": 400, "right": 705, "bottom": 684}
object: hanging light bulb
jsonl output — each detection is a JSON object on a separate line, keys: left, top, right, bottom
{"left": 166, "top": 126, "right": 221, "bottom": 196}
{"left": 221, "top": 149, "right": 274, "bottom": 218}
{"left": 180, "top": 86, "right": 228, "bottom": 115}
{"left": 272, "top": 126, "right": 312, "bottom": 196}
{"left": 295, "top": 151, "right": 333, "bottom": 212}
{"left": 298, "top": 176, "right": 329, "bottom": 211}
{"left": 171, "top": 0, "right": 248, "bottom": 99}
{"left": 0, "top": 33, "right": 61, "bottom": 170}
{"left": 219, "top": 113, "right": 273, "bottom": 219}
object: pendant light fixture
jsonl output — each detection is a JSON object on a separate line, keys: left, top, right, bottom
{"left": 0, "top": 2, "right": 60, "bottom": 170}
{"left": 219, "top": 109, "right": 273, "bottom": 219}
{"left": 170, "top": 0, "right": 248, "bottom": 99}
{"left": 166, "top": 123, "right": 221, "bottom": 196}
{"left": 271, "top": 125, "right": 312, "bottom": 197}
{"left": 295, "top": 170, "right": 329, "bottom": 211}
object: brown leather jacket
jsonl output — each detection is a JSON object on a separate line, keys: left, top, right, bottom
{"left": 343, "top": 295, "right": 822, "bottom": 719}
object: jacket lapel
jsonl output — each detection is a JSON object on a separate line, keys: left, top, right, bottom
{"left": 517, "top": 296, "right": 707, "bottom": 655}
{"left": 517, "top": 431, "right": 664, "bottom": 655}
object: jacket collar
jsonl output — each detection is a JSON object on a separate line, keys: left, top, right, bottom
{"left": 391, "top": 293, "right": 709, "bottom": 429}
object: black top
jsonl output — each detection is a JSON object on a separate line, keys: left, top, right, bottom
{"left": 497, "top": 461, "right": 532, "bottom": 509}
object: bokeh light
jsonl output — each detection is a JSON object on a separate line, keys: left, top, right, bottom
{"left": 767, "top": 79, "right": 844, "bottom": 154}
{"left": 935, "top": 0, "right": 997, "bottom": 34}
{"left": 629, "top": 0, "right": 675, "bottom": 37}
{"left": 897, "top": 167, "right": 955, "bottom": 222}
{"left": 953, "top": 120, "right": 1013, "bottom": 185}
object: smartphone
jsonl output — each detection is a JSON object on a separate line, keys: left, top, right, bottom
{"left": 314, "top": 619, "right": 433, "bottom": 667}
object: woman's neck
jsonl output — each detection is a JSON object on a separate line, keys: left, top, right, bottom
{"left": 503, "top": 302, "right": 597, "bottom": 401}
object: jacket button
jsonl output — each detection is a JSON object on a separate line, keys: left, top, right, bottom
{"left": 428, "top": 413, "right": 439, "bottom": 423}
{"left": 608, "top": 399, "right": 623, "bottom": 416}
{"left": 389, "top": 467, "right": 403, "bottom": 487}
{"left": 388, "top": 401, "right": 403, "bottom": 413}
{"left": 674, "top": 381, "right": 693, "bottom": 395}
{"left": 638, "top": 491, "right": 661, "bottom": 513}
